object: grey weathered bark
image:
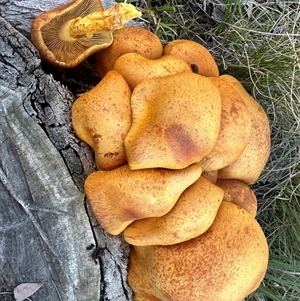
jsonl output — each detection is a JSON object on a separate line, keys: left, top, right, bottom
{"left": 0, "top": 1, "right": 132, "bottom": 300}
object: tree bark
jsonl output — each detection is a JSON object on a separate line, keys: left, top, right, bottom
{"left": 0, "top": 1, "right": 132, "bottom": 300}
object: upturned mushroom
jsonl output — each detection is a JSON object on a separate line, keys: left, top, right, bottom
{"left": 113, "top": 53, "right": 192, "bottom": 90}
{"left": 124, "top": 72, "right": 222, "bottom": 170}
{"left": 218, "top": 74, "right": 271, "bottom": 184}
{"left": 96, "top": 26, "right": 163, "bottom": 78}
{"left": 128, "top": 202, "right": 269, "bottom": 301}
{"left": 71, "top": 70, "right": 131, "bottom": 170}
{"left": 200, "top": 77, "right": 252, "bottom": 172}
{"left": 163, "top": 39, "right": 220, "bottom": 77}
{"left": 31, "top": 0, "right": 141, "bottom": 67}
{"left": 84, "top": 163, "right": 202, "bottom": 235}
{"left": 123, "top": 176, "right": 224, "bottom": 246}
{"left": 216, "top": 178, "right": 257, "bottom": 216}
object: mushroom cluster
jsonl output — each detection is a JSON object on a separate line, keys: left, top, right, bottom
{"left": 71, "top": 25, "right": 271, "bottom": 301}
{"left": 32, "top": 2, "right": 271, "bottom": 299}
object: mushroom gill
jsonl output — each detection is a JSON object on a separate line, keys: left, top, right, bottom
{"left": 31, "top": 0, "right": 141, "bottom": 67}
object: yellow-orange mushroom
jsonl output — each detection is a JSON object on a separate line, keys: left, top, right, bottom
{"left": 124, "top": 72, "right": 222, "bottom": 170}
{"left": 128, "top": 202, "right": 269, "bottom": 301}
{"left": 200, "top": 77, "right": 252, "bottom": 172}
{"left": 216, "top": 178, "right": 257, "bottom": 217}
{"left": 163, "top": 39, "right": 219, "bottom": 77}
{"left": 96, "top": 26, "right": 163, "bottom": 78}
{"left": 124, "top": 176, "right": 224, "bottom": 246}
{"left": 113, "top": 53, "right": 192, "bottom": 90}
{"left": 71, "top": 70, "right": 131, "bottom": 170}
{"left": 218, "top": 74, "right": 271, "bottom": 184}
{"left": 31, "top": 0, "right": 141, "bottom": 67}
{"left": 84, "top": 163, "right": 202, "bottom": 235}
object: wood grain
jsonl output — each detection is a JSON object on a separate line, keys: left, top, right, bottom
{"left": 0, "top": 10, "right": 132, "bottom": 301}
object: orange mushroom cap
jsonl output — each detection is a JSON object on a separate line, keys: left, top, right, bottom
{"left": 163, "top": 39, "right": 220, "bottom": 77}
{"left": 218, "top": 74, "right": 271, "bottom": 184}
{"left": 84, "top": 163, "right": 202, "bottom": 235}
{"left": 71, "top": 70, "right": 131, "bottom": 170}
{"left": 124, "top": 176, "right": 224, "bottom": 246}
{"left": 216, "top": 178, "right": 257, "bottom": 216}
{"left": 113, "top": 53, "right": 192, "bottom": 90}
{"left": 96, "top": 26, "right": 163, "bottom": 78}
{"left": 200, "top": 77, "right": 252, "bottom": 172}
{"left": 128, "top": 202, "right": 269, "bottom": 301}
{"left": 124, "top": 72, "right": 222, "bottom": 170}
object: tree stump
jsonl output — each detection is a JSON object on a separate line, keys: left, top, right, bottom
{"left": 0, "top": 1, "right": 132, "bottom": 300}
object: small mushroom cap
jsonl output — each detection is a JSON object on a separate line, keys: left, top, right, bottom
{"left": 124, "top": 176, "right": 224, "bottom": 246}
{"left": 218, "top": 74, "right": 271, "bottom": 184}
{"left": 113, "top": 53, "right": 192, "bottom": 90}
{"left": 124, "top": 72, "right": 222, "bottom": 170}
{"left": 216, "top": 179, "right": 257, "bottom": 216}
{"left": 96, "top": 26, "right": 163, "bottom": 78}
{"left": 201, "top": 170, "right": 218, "bottom": 184}
{"left": 84, "top": 163, "right": 202, "bottom": 235}
{"left": 200, "top": 77, "right": 252, "bottom": 172}
{"left": 163, "top": 39, "right": 220, "bottom": 77}
{"left": 31, "top": 0, "right": 113, "bottom": 67}
{"left": 128, "top": 202, "right": 269, "bottom": 301}
{"left": 71, "top": 70, "right": 131, "bottom": 170}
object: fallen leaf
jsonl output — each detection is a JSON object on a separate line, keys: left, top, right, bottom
{"left": 13, "top": 281, "right": 47, "bottom": 301}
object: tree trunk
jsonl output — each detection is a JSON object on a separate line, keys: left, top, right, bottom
{"left": 0, "top": 1, "right": 132, "bottom": 300}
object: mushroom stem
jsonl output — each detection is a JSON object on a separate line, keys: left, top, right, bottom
{"left": 59, "top": 3, "right": 142, "bottom": 41}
